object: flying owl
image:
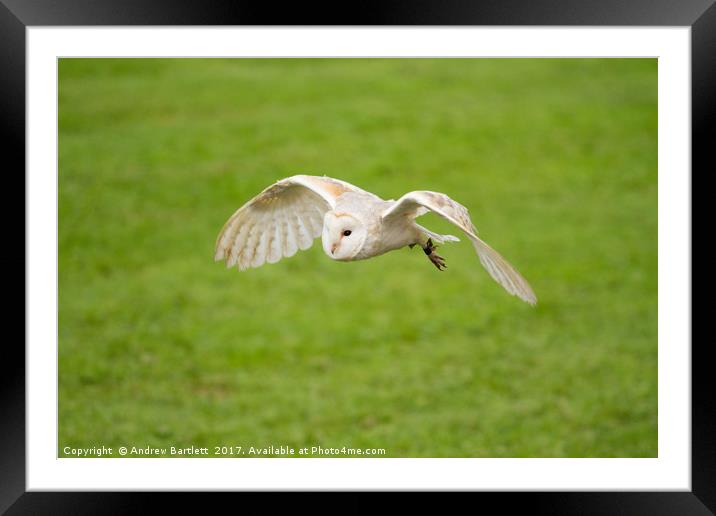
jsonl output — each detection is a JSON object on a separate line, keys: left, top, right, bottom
{"left": 214, "top": 175, "right": 536, "bottom": 305}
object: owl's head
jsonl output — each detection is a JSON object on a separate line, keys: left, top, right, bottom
{"left": 322, "top": 212, "right": 367, "bottom": 261}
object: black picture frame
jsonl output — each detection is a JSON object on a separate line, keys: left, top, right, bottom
{"left": 2, "top": 1, "right": 709, "bottom": 513}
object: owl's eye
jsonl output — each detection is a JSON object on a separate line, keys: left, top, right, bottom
{"left": 343, "top": 230, "right": 352, "bottom": 237}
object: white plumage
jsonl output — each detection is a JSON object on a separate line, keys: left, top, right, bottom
{"left": 215, "top": 175, "right": 537, "bottom": 305}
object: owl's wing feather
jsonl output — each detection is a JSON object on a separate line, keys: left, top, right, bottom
{"left": 383, "top": 191, "right": 537, "bottom": 305}
{"left": 215, "top": 175, "right": 364, "bottom": 270}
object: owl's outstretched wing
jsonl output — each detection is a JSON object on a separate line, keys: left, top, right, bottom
{"left": 383, "top": 191, "right": 537, "bottom": 305}
{"left": 215, "top": 175, "right": 365, "bottom": 270}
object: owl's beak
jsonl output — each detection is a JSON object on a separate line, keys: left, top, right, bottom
{"left": 330, "top": 243, "right": 338, "bottom": 255}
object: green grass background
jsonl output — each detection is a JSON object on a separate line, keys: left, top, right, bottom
{"left": 58, "top": 58, "right": 657, "bottom": 457}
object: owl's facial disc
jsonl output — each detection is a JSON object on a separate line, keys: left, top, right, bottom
{"left": 322, "top": 212, "right": 367, "bottom": 261}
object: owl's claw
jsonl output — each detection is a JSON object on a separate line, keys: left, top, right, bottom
{"left": 429, "top": 253, "right": 447, "bottom": 271}
{"left": 423, "top": 238, "right": 447, "bottom": 271}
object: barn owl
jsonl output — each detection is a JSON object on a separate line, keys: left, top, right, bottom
{"left": 215, "top": 175, "right": 536, "bottom": 305}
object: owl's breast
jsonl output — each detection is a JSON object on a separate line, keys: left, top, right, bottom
{"left": 355, "top": 215, "right": 414, "bottom": 260}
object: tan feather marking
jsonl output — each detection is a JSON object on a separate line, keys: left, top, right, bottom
{"left": 228, "top": 220, "right": 252, "bottom": 267}
{"left": 303, "top": 175, "right": 349, "bottom": 200}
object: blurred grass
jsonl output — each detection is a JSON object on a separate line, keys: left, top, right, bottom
{"left": 58, "top": 58, "right": 657, "bottom": 457}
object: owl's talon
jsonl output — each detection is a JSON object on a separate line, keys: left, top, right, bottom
{"left": 423, "top": 239, "right": 447, "bottom": 270}
{"left": 429, "top": 253, "right": 447, "bottom": 271}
